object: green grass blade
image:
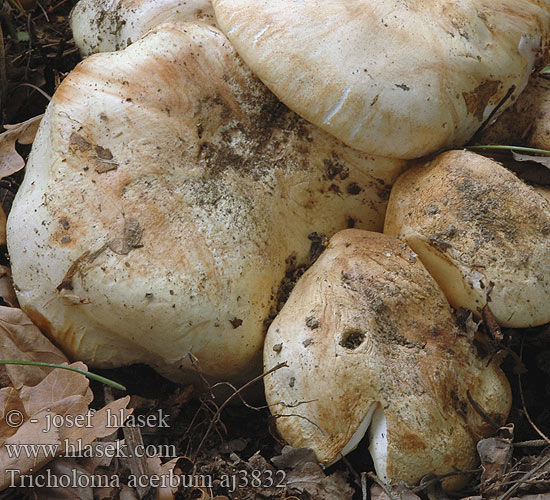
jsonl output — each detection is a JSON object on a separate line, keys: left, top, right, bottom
{"left": 0, "top": 360, "right": 126, "bottom": 391}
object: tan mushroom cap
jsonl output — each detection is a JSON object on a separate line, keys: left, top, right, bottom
{"left": 7, "top": 23, "right": 405, "bottom": 385}
{"left": 212, "top": 0, "right": 550, "bottom": 159}
{"left": 70, "top": 0, "right": 215, "bottom": 56}
{"left": 384, "top": 150, "right": 550, "bottom": 327}
{"left": 264, "top": 230, "right": 511, "bottom": 490}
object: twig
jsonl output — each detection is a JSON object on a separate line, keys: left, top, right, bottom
{"left": 367, "top": 472, "right": 397, "bottom": 500}
{"left": 514, "top": 439, "right": 550, "bottom": 448}
{"left": 469, "top": 84, "right": 515, "bottom": 139}
{"left": 412, "top": 470, "right": 478, "bottom": 493}
{"left": 496, "top": 455, "right": 550, "bottom": 500}
{"left": 361, "top": 472, "right": 368, "bottom": 500}
{"left": 341, "top": 454, "right": 362, "bottom": 488}
{"left": 193, "top": 362, "right": 287, "bottom": 457}
{"left": 35, "top": 0, "right": 49, "bottom": 22}
{"left": 15, "top": 82, "right": 51, "bottom": 101}
{"left": 466, "top": 389, "right": 501, "bottom": 431}
{"left": 518, "top": 335, "right": 550, "bottom": 445}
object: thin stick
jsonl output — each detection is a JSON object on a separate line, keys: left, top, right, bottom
{"left": 497, "top": 455, "right": 550, "bottom": 500}
{"left": 514, "top": 440, "right": 550, "bottom": 448}
{"left": 194, "top": 362, "right": 287, "bottom": 457}
{"left": 367, "top": 472, "right": 397, "bottom": 500}
{"left": 16, "top": 82, "right": 52, "bottom": 101}
{"left": 0, "top": 360, "right": 126, "bottom": 390}
{"left": 466, "top": 389, "right": 501, "bottom": 431}
{"left": 518, "top": 336, "right": 550, "bottom": 445}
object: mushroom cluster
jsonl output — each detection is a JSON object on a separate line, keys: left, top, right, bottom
{"left": 6, "top": 0, "right": 550, "bottom": 492}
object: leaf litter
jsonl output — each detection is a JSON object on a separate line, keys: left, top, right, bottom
{"left": 3, "top": 1, "right": 550, "bottom": 499}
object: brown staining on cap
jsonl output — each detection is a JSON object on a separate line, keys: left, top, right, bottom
{"left": 462, "top": 80, "right": 501, "bottom": 122}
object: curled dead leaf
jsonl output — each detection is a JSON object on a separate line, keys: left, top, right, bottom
{"left": 0, "top": 205, "right": 5, "bottom": 246}
{"left": 0, "top": 266, "right": 18, "bottom": 308}
{"left": 0, "top": 306, "right": 68, "bottom": 388}
{"left": 0, "top": 115, "right": 43, "bottom": 179}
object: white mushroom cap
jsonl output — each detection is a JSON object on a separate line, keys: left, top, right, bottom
{"left": 212, "top": 0, "right": 550, "bottom": 159}
{"left": 384, "top": 150, "right": 550, "bottom": 327}
{"left": 7, "top": 23, "right": 405, "bottom": 385}
{"left": 264, "top": 230, "right": 511, "bottom": 490}
{"left": 70, "top": 0, "right": 215, "bottom": 56}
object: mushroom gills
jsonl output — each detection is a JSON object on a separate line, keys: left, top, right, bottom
{"left": 369, "top": 405, "right": 389, "bottom": 483}
{"left": 331, "top": 402, "right": 389, "bottom": 484}
{"left": 335, "top": 402, "right": 378, "bottom": 464}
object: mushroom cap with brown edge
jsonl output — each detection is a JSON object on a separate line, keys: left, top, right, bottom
{"left": 384, "top": 149, "right": 550, "bottom": 328}
{"left": 6, "top": 23, "right": 406, "bottom": 385}
{"left": 70, "top": 0, "right": 215, "bottom": 56}
{"left": 212, "top": 0, "right": 550, "bottom": 160}
{"left": 264, "top": 229, "right": 511, "bottom": 490}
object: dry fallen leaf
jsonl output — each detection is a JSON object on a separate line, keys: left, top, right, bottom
{"left": 371, "top": 483, "right": 422, "bottom": 500}
{"left": 0, "top": 305, "right": 68, "bottom": 388}
{"left": 0, "top": 205, "right": 6, "bottom": 246}
{"left": 0, "top": 266, "right": 18, "bottom": 308}
{"left": 0, "top": 114, "right": 43, "bottom": 179}
{"left": 512, "top": 151, "right": 550, "bottom": 169}
{"left": 0, "top": 307, "right": 131, "bottom": 493}
{"left": 0, "top": 407, "right": 61, "bottom": 489}
{"left": 272, "top": 446, "right": 354, "bottom": 500}
{"left": 478, "top": 425, "right": 514, "bottom": 497}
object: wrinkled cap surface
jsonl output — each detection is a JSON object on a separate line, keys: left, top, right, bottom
{"left": 384, "top": 150, "right": 550, "bottom": 327}
{"left": 213, "top": 0, "right": 550, "bottom": 159}
{"left": 7, "top": 23, "right": 405, "bottom": 384}
{"left": 264, "top": 230, "right": 511, "bottom": 490}
{"left": 71, "top": 0, "right": 215, "bottom": 56}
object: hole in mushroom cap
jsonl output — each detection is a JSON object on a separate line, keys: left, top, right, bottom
{"left": 340, "top": 329, "right": 366, "bottom": 349}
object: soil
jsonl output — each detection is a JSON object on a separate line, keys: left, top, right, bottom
{"left": 2, "top": 2, "right": 550, "bottom": 499}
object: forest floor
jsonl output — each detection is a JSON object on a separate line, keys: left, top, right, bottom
{"left": 2, "top": 1, "right": 550, "bottom": 499}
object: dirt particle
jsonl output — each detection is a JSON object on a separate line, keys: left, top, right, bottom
{"left": 347, "top": 182, "right": 362, "bottom": 195}
{"left": 230, "top": 317, "right": 243, "bottom": 329}
{"left": 305, "top": 316, "right": 320, "bottom": 329}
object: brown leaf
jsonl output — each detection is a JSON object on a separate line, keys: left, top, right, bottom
{"left": 119, "top": 484, "right": 140, "bottom": 500}
{"left": 272, "top": 446, "right": 354, "bottom": 500}
{"left": 66, "top": 396, "right": 131, "bottom": 447}
{"left": 512, "top": 151, "right": 550, "bottom": 169}
{"left": 371, "top": 483, "right": 422, "bottom": 500}
{"left": 108, "top": 217, "right": 143, "bottom": 255}
{"left": 0, "top": 206, "right": 5, "bottom": 247}
{"left": 0, "top": 386, "right": 25, "bottom": 445}
{"left": 0, "top": 115, "right": 43, "bottom": 179}
{"left": 33, "top": 458, "right": 95, "bottom": 500}
{"left": 0, "top": 306, "right": 68, "bottom": 388}
{"left": 0, "top": 266, "right": 18, "bottom": 308}
{"left": 18, "top": 361, "right": 93, "bottom": 417}
{"left": 271, "top": 446, "right": 317, "bottom": 469}
{"left": 147, "top": 455, "right": 177, "bottom": 500}
{"left": 0, "top": 407, "right": 60, "bottom": 490}
{"left": 478, "top": 427, "right": 514, "bottom": 496}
